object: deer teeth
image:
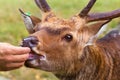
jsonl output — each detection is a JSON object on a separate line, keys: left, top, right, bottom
{"left": 32, "top": 47, "right": 40, "bottom": 54}
{"left": 32, "top": 47, "right": 46, "bottom": 61}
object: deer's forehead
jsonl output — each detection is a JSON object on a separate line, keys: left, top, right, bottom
{"left": 41, "top": 19, "right": 72, "bottom": 26}
{"left": 33, "top": 16, "right": 86, "bottom": 37}
{"left": 37, "top": 16, "right": 86, "bottom": 29}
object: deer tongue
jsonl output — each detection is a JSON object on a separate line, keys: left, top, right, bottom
{"left": 27, "top": 49, "right": 45, "bottom": 61}
{"left": 28, "top": 52, "right": 40, "bottom": 60}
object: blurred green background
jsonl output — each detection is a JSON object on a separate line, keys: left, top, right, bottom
{"left": 0, "top": 0, "right": 120, "bottom": 80}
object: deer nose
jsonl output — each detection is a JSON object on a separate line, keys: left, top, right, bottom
{"left": 22, "top": 36, "right": 38, "bottom": 48}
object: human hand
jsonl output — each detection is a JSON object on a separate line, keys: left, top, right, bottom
{"left": 0, "top": 42, "right": 30, "bottom": 71}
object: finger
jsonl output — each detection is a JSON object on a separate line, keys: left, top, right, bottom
{"left": 5, "top": 54, "right": 29, "bottom": 62}
{"left": 3, "top": 66, "right": 21, "bottom": 71}
{"left": 4, "top": 62, "right": 25, "bottom": 71}
{"left": 7, "top": 46, "right": 30, "bottom": 55}
{"left": 6, "top": 62, "right": 24, "bottom": 67}
{"left": 12, "top": 46, "right": 30, "bottom": 54}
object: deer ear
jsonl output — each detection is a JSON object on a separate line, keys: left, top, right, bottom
{"left": 84, "top": 20, "right": 111, "bottom": 46}
{"left": 87, "top": 20, "right": 111, "bottom": 36}
{"left": 19, "top": 9, "right": 41, "bottom": 34}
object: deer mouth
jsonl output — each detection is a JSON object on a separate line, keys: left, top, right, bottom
{"left": 28, "top": 47, "right": 46, "bottom": 61}
{"left": 24, "top": 47, "right": 46, "bottom": 68}
{"left": 21, "top": 36, "right": 46, "bottom": 68}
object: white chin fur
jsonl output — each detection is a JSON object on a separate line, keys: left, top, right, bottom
{"left": 31, "top": 60, "right": 39, "bottom": 66}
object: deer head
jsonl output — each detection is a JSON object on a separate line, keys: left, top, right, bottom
{"left": 20, "top": 0, "right": 120, "bottom": 75}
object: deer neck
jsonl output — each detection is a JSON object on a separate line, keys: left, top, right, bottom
{"left": 77, "top": 45, "right": 113, "bottom": 80}
{"left": 55, "top": 44, "right": 113, "bottom": 80}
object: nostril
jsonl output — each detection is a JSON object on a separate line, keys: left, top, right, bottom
{"left": 22, "top": 36, "right": 38, "bottom": 48}
{"left": 29, "top": 37, "right": 38, "bottom": 47}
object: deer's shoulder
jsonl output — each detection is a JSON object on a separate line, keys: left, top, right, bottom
{"left": 97, "top": 30, "right": 120, "bottom": 46}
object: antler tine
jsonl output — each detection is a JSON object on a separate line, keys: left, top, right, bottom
{"left": 87, "top": 9, "right": 120, "bottom": 22}
{"left": 79, "top": 0, "right": 96, "bottom": 18}
{"left": 34, "top": 0, "right": 51, "bottom": 12}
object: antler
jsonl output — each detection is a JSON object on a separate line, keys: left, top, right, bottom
{"left": 87, "top": 9, "right": 120, "bottom": 22}
{"left": 79, "top": 0, "right": 120, "bottom": 22}
{"left": 34, "top": 0, "right": 51, "bottom": 12}
{"left": 79, "top": 0, "right": 96, "bottom": 18}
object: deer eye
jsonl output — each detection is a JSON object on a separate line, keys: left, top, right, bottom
{"left": 63, "top": 34, "right": 73, "bottom": 42}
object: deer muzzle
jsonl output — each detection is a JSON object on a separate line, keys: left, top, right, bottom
{"left": 21, "top": 36, "right": 44, "bottom": 68}
{"left": 22, "top": 36, "right": 38, "bottom": 48}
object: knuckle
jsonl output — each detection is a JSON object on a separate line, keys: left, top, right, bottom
{"left": 0, "top": 50, "right": 4, "bottom": 54}
{"left": 5, "top": 64, "right": 11, "bottom": 68}
{"left": 5, "top": 56, "right": 12, "bottom": 62}
{"left": 3, "top": 49, "right": 12, "bottom": 55}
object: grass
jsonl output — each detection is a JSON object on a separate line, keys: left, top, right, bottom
{"left": 0, "top": 0, "right": 120, "bottom": 80}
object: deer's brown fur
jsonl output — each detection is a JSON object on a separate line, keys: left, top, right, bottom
{"left": 20, "top": 0, "right": 120, "bottom": 80}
